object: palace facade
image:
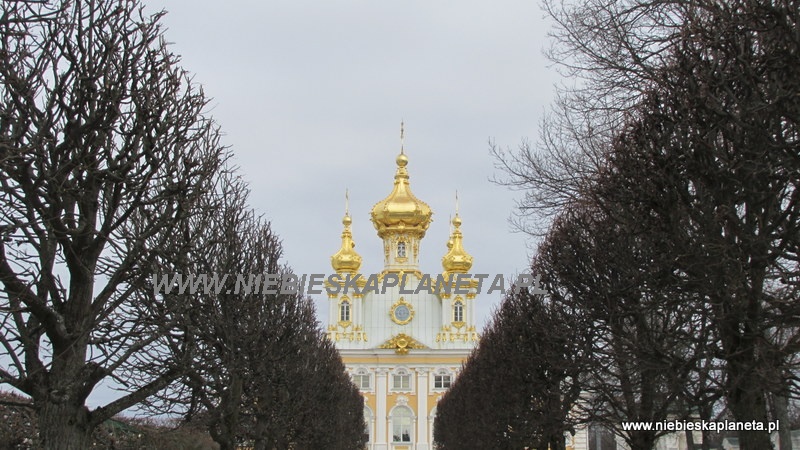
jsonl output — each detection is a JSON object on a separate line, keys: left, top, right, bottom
{"left": 327, "top": 147, "right": 479, "bottom": 450}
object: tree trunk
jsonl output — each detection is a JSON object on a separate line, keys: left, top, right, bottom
{"left": 699, "top": 404, "right": 712, "bottom": 450}
{"left": 209, "top": 375, "right": 243, "bottom": 450}
{"left": 37, "top": 400, "right": 92, "bottom": 450}
{"left": 252, "top": 415, "right": 268, "bottom": 450}
{"left": 774, "top": 393, "right": 792, "bottom": 450}
{"left": 728, "top": 367, "right": 773, "bottom": 450}
{"left": 720, "top": 287, "right": 774, "bottom": 450}
{"left": 685, "top": 428, "right": 695, "bottom": 450}
{"left": 546, "top": 432, "right": 567, "bottom": 450}
{"left": 35, "top": 325, "right": 94, "bottom": 450}
{"left": 629, "top": 431, "right": 657, "bottom": 450}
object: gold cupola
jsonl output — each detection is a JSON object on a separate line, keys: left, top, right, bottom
{"left": 331, "top": 193, "right": 362, "bottom": 274}
{"left": 370, "top": 150, "right": 433, "bottom": 239}
{"left": 442, "top": 212, "right": 473, "bottom": 275}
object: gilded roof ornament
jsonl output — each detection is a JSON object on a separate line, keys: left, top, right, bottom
{"left": 370, "top": 126, "right": 433, "bottom": 239}
{"left": 331, "top": 189, "right": 363, "bottom": 273}
{"left": 442, "top": 194, "right": 473, "bottom": 274}
{"left": 379, "top": 333, "right": 426, "bottom": 355}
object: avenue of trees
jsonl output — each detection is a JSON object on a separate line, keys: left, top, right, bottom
{"left": 436, "top": 1, "right": 799, "bottom": 450}
{"left": 0, "top": 1, "right": 365, "bottom": 449}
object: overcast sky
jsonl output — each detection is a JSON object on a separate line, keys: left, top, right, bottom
{"left": 156, "top": 0, "right": 560, "bottom": 327}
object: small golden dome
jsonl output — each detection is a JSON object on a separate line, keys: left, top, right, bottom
{"left": 370, "top": 152, "right": 433, "bottom": 238}
{"left": 442, "top": 214, "right": 473, "bottom": 274}
{"left": 331, "top": 212, "right": 362, "bottom": 274}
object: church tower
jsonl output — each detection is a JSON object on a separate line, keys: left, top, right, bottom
{"left": 327, "top": 131, "right": 479, "bottom": 450}
{"left": 370, "top": 150, "right": 431, "bottom": 275}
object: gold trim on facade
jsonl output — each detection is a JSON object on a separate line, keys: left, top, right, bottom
{"left": 435, "top": 330, "right": 479, "bottom": 343}
{"left": 379, "top": 333, "right": 427, "bottom": 355}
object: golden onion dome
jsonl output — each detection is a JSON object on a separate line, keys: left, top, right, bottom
{"left": 442, "top": 214, "right": 473, "bottom": 274}
{"left": 370, "top": 152, "right": 433, "bottom": 238}
{"left": 331, "top": 212, "right": 362, "bottom": 273}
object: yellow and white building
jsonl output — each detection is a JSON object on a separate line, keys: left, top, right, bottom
{"left": 327, "top": 147, "right": 479, "bottom": 450}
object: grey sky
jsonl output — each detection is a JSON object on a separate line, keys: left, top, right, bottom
{"left": 156, "top": 1, "right": 559, "bottom": 327}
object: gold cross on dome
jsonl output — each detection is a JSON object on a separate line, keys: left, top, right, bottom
{"left": 400, "top": 120, "right": 405, "bottom": 154}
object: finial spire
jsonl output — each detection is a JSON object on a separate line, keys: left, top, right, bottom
{"left": 332, "top": 188, "right": 361, "bottom": 274}
{"left": 400, "top": 120, "right": 405, "bottom": 154}
{"left": 442, "top": 196, "right": 472, "bottom": 274}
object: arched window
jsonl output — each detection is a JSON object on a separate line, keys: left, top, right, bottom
{"left": 453, "top": 299, "right": 464, "bottom": 324}
{"left": 391, "top": 406, "right": 413, "bottom": 443}
{"left": 353, "top": 368, "right": 371, "bottom": 390}
{"left": 392, "top": 368, "right": 412, "bottom": 391}
{"left": 364, "top": 406, "right": 373, "bottom": 443}
{"left": 430, "top": 406, "right": 438, "bottom": 446}
{"left": 397, "top": 241, "right": 407, "bottom": 258}
{"left": 339, "top": 299, "right": 351, "bottom": 323}
{"left": 434, "top": 369, "right": 452, "bottom": 390}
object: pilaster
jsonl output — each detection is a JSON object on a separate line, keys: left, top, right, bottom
{"left": 416, "top": 368, "right": 430, "bottom": 450}
{"left": 375, "top": 368, "right": 389, "bottom": 450}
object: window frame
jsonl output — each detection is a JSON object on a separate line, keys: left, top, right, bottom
{"left": 391, "top": 406, "right": 413, "bottom": 443}
{"left": 434, "top": 373, "right": 452, "bottom": 390}
{"left": 452, "top": 297, "right": 465, "bottom": 328}
{"left": 338, "top": 297, "right": 351, "bottom": 327}
{"left": 391, "top": 368, "right": 412, "bottom": 391}
{"left": 353, "top": 369, "right": 371, "bottom": 390}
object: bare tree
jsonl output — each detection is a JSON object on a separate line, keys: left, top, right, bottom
{"left": 140, "top": 172, "right": 261, "bottom": 450}
{"left": 494, "top": 1, "right": 800, "bottom": 449}
{"left": 435, "top": 282, "right": 589, "bottom": 450}
{"left": 144, "top": 173, "right": 366, "bottom": 450}
{"left": 246, "top": 297, "right": 366, "bottom": 450}
{"left": 537, "top": 200, "right": 721, "bottom": 450}
{"left": 0, "top": 0, "right": 227, "bottom": 447}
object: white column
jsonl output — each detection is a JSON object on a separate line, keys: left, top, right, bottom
{"left": 428, "top": 414, "right": 434, "bottom": 448}
{"left": 570, "top": 424, "right": 588, "bottom": 450}
{"left": 375, "top": 368, "right": 389, "bottom": 450}
{"left": 351, "top": 295, "right": 358, "bottom": 332}
{"left": 416, "top": 368, "right": 430, "bottom": 450}
{"left": 357, "top": 294, "right": 365, "bottom": 339}
{"left": 330, "top": 294, "right": 337, "bottom": 328}
{"left": 441, "top": 297, "right": 450, "bottom": 333}
{"left": 369, "top": 416, "right": 376, "bottom": 450}
{"left": 359, "top": 294, "right": 365, "bottom": 329}
{"left": 468, "top": 297, "right": 474, "bottom": 328}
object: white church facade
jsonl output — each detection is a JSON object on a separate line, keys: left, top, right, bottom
{"left": 326, "top": 145, "right": 479, "bottom": 450}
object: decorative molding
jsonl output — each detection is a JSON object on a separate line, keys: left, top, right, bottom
{"left": 435, "top": 330, "right": 479, "bottom": 343}
{"left": 379, "top": 333, "right": 426, "bottom": 355}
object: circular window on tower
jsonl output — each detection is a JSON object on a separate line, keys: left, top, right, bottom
{"left": 390, "top": 297, "right": 414, "bottom": 325}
